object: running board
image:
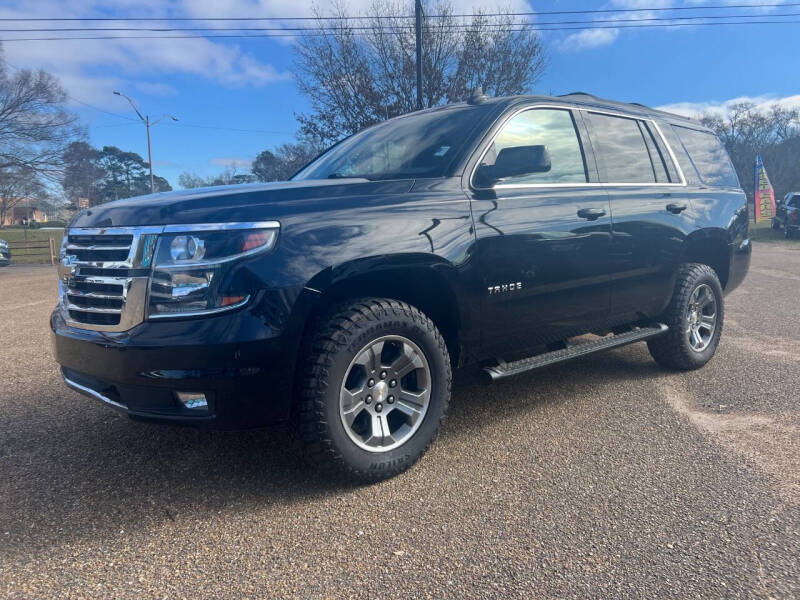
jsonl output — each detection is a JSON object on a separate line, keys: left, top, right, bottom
{"left": 483, "top": 324, "right": 669, "bottom": 381}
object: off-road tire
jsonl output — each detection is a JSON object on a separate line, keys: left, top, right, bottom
{"left": 647, "top": 263, "right": 724, "bottom": 371}
{"left": 296, "top": 298, "right": 451, "bottom": 481}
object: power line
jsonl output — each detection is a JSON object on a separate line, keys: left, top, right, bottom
{"left": 1, "top": 3, "right": 797, "bottom": 21}
{"left": 2, "top": 19, "right": 799, "bottom": 42}
{"left": 6, "top": 11, "right": 800, "bottom": 32}
{"left": 2, "top": 59, "right": 140, "bottom": 122}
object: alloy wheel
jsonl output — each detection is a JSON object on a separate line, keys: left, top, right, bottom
{"left": 686, "top": 283, "right": 717, "bottom": 352}
{"left": 339, "top": 335, "right": 431, "bottom": 452}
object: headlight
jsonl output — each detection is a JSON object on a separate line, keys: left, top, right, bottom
{"left": 147, "top": 222, "right": 279, "bottom": 319}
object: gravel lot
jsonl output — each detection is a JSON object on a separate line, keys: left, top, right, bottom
{"left": 1, "top": 244, "right": 798, "bottom": 599}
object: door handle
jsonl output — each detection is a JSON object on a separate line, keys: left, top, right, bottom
{"left": 577, "top": 207, "right": 606, "bottom": 220}
{"left": 666, "top": 203, "right": 688, "bottom": 214}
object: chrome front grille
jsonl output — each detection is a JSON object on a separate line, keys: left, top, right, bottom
{"left": 58, "top": 227, "right": 162, "bottom": 332}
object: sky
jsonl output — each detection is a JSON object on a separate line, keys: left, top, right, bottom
{"left": 1, "top": 0, "right": 798, "bottom": 188}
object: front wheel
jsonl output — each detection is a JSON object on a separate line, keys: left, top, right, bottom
{"left": 785, "top": 226, "right": 794, "bottom": 240}
{"left": 296, "top": 298, "right": 451, "bottom": 481}
{"left": 647, "top": 263, "right": 724, "bottom": 371}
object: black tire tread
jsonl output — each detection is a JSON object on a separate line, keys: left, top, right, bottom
{"left": 647, "top": 263, "right": 723, "bottom": 371}
{"left": 296, "top": 297, "right": 451, "bottom": 482}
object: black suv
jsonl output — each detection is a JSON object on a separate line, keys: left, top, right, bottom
{"left": 51, "top": 93, "right": 750, "bottom": 479}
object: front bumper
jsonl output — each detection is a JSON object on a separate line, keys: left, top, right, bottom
{"left": 51, "top": 305, "right": 299, "bottom": 429}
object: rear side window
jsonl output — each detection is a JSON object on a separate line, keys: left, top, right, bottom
{"left": 585, "top": 112, "right": 661, "bottom": 184}
{"left": 673, "top": 126, "right": 739, "bottom": 188}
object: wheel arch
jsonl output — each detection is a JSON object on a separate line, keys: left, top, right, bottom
{"left": 680, "top": 229, "right": 731, "bottom": 290}
{"left": 300, "top": 255, "right": 466, "bottom": 368}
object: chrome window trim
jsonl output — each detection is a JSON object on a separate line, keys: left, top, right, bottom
{"left": 469, "top": 103, "right": 688, "bottom": 191}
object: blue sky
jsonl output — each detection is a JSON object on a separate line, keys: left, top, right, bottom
{"left": 1, "top": 0, "right": 798, "bottom": 188}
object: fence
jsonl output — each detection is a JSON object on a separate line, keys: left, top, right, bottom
{"left": 7, "top": 237, "right": 58, "bottom": 265}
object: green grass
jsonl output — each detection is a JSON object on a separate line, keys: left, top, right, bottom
{"left": 0, "top": 228, "right": 64, "bottom": 264}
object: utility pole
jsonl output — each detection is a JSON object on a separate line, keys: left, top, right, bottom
{"left": 415, "top": 0, "right": 423, "bottom": 111}
{"left": 113, "top": 91, "right": 178, "bottom": 194}
{"left": 145, "top": 115, "right": 154, "bottom": 194}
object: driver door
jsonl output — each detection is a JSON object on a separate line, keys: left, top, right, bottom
{"left": 466, "top": 107, "right": 614, "bottom": 358}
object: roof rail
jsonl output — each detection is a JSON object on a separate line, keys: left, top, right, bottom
{"left": 558, "top": 91, "right": 598, "bottom": 98}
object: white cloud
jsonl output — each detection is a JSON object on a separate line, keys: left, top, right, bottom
{"left": 558, "top": 0, "right": 794, "bottom": 52}
{"left": 0, "top": 0, "right": 291, "bottom": 109}
{"left": 656, "top": 94, "right": 800, "bottom": 118}
{"left": 210, "top": 157, "right": 254, "bottom": 168}
{"left": 561, "top": 28, "right": 620, "bottom": 51}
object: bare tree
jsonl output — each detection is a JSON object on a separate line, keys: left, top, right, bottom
{"left": 0, "top": 44, "right": 81, "bottom": 180}
{"left": 701, "top": 103, "right": 800, "bottom": 203}
{"left": 252, "top": 142, "right": 323, "bottom": 182}
{"left": 294, "top": 1, "right": 546, "bottom": 144}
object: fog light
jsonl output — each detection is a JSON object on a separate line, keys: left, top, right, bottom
{"left": 175, "top": 391, "right": 208, "bottom": 410}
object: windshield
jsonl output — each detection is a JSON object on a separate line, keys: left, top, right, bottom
{"left": 293, "top": 105, "right": 494, "bottom": 181}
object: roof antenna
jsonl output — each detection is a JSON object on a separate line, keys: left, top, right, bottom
{"left": 468, "top": 86, "right": 489, "bottom": 105}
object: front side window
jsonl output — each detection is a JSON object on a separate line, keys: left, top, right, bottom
{"left": 477, "top": 108, "right": 588, "bottom": 185}
{"left": 789, "top": 195, "right": 800, "bottom": 209}
{"left": 585, "top": 112, "right": 658, "bottom": 184}
{"left": 673, "top": 126, "right": 739, "bottom": 188}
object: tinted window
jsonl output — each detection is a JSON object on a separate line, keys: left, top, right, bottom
{"left": 479, "top": 108, "right": 587, "bottom": 185}
{"left": 293, "top": 105, "right": 493, "bottom": 181}
{"left": 641, "top": 123, "right": 669, "bottom": 183}
{"left": 673, "top": 126, "right": 739, "bottom": 188}
{"left": 660, "top": 125, "right": 700, "bottom": 185}
{"left": 789, "top": 195, "right": 800, "bottom": 209}
{"left": 585, "top": 112, "right": 656, "bottom": 183}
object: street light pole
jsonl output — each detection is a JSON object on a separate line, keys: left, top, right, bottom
{"left": 113, "top": 91, "right": 178, "bottom": 194}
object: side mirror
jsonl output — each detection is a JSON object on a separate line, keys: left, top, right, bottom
{"left": 474, "top": 145, "right": 551, "bottom": 187}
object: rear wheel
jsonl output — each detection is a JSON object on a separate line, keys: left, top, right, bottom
{"left": 647, "top": 263, "right": 724, "bottom": 371}
{"left": 296, "top": 298, "right": 451, "bottom": 481}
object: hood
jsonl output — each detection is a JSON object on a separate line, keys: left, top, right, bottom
{"left": 70, "top": 178, "right": 415, "bottom": 228}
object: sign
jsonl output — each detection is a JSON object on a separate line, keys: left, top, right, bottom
{"left": 78, "top": 197, "right": 89, "bottom": 209}
{"left": 753, "top": 154, "right": 775, "bottom": 222}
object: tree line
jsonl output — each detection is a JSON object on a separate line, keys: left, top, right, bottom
{"left": 700, "top": 103, "right": 800, "bottom": 205}
{"left": 62, "top": 142, "right": 171, "bottom": 208}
